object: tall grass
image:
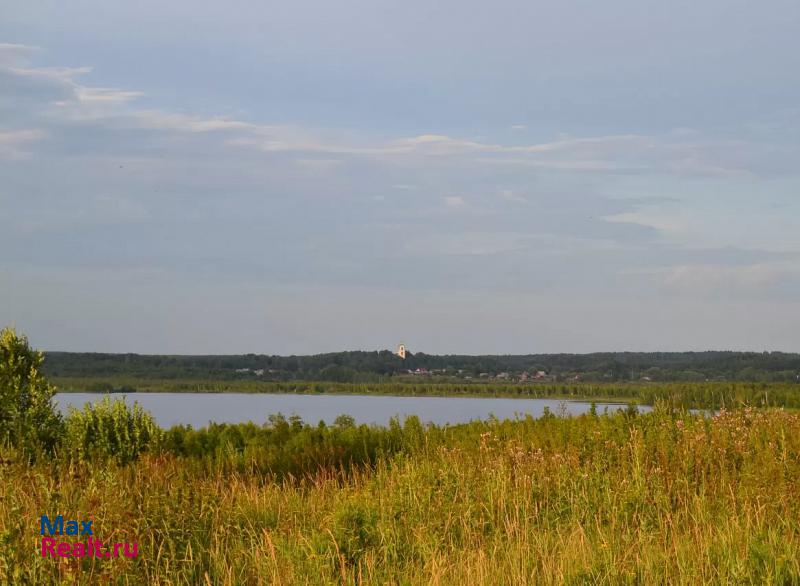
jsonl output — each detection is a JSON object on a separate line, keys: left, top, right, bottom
{"left": 2, "top": 407, "right": 800, "bottom": 584}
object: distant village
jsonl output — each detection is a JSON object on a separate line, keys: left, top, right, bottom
{"left": 401, "top": 367, "right": 561, "bottom": 382}
{"left": 219, "top": 343, "right": 713, "bottom": 383}
{"left": 393, "top": 343, "right": 562, "bottom": 381}
{"left": 225, "top": 343, "right": 569, "bottom": 382}
{"left": 230, "top": 364, "right": 566, "bottom": 382}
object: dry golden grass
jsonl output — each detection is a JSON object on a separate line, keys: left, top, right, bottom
{"left": 2, "top": 408, "right": 800, "bottom": 584}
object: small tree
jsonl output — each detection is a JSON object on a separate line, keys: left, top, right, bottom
{"left": 0, "top": 327, "right": 62, "bottom": 457}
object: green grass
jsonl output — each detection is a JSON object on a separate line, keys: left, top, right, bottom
{"left": 3, "top": 407, "right": 800, "bottom": 584}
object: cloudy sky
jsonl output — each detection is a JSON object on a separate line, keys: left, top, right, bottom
{"left": 1, "top": 1, "right": 799, "bottom": 354}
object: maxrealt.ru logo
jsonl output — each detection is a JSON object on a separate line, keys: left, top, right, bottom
{"left": 40, "top": 515, "right": 138, "bottom": 559}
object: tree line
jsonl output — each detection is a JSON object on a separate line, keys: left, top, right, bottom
{"left": 42, "top": 348, "right": 800, "bottom": 382}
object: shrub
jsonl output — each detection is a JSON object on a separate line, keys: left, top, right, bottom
{"left": 0, "top": 327, "right": 62, "bottom": 458}
{"left": 64, "top": 396, "right": 162, "bottom": 464}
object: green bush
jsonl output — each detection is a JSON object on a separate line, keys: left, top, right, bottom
{"left": 64, "top": 396, "right": 162, "bottom": 464}
{"left": 0, "top": 327, "right": 62, "bottom": 459}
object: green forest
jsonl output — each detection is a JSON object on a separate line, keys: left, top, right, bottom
{"left": 44, "top": 349, "right": 800, "bottom": 382}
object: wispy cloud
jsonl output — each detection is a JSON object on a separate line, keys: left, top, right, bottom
{"left": 498, "top": 189, "right": 526, "bottom": 203}
{"left": 132, "top": 112, "right": 255, "bottom": 133}
{"left": 2, "top": 43, "right": 799, "bottom": 353}
{"left": 629, "top": 262, "right": 800, "bottom": 292}
{"left": 0, "top": 43, "right": 39, "bottom": 65}
{"left": 443, "top": 195, "right": 466, "bottom": 209}
{"left": 76, "top": 87, "right": 145, "bottom": 104}
{"left": 3, "top": 47, "right": 795, "bottom": 182}
{"left": 2, "top": 0, "right": 800, "bottom": 354}
{"left": 0, "top": 128, "right": 47, "bottom": 159}
{"left": 0, "top": 128, "right": 46, "bottom": 144}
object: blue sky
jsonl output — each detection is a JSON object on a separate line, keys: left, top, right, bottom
{"left": 1, "top": 0, "right": 799, "bottom": 353}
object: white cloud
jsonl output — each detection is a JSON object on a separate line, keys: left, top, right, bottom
{"left": 390, "top": 134, "right": 498, "bottom": 155}
{"left": 498, "top": 189, "right": 526, "bottom": 202}
{"left": 76, "top": 87, "right": 145, "bottom": 104}
{"left": 0, "top": 129, "right": 46, "bottom": 144}
{"left": 443, "top": 195, "right": 466, "bottom": 209}
{"left": 2, "top": 49, "right": 797, "bottom": 262}
{"left": 628, "top": 262, "right": 800, "bottom": 291}
{"left": 0, "top": 43, "right": 39, "bottom": 65}
{"left": 0, "top": 129, "right": 47, "bottom": 159}
{"left": 126, "top": 111, "right": 257, "bottom": 133}
{"left": 405, "top": 232, "right": 531, "bottom": 256}
{"left": 10, "top": 65, "right": 93, "bottom": 82}
{"left": 4, "top": 54, "right": 772, "bottom": 179}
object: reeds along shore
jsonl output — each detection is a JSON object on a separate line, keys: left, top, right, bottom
{"left": 2, "top": 406, "right": 800, "bottom": 584}
{"left": 52, "top": 377, "right": 800, "bottom": 410}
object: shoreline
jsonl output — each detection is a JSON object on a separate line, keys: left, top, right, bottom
{"left": 54, "top": 388, "right": 645, "bottom": 405}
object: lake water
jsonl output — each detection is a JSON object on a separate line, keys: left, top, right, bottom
{"left": 54, "top": 393, "right": 649, "bottom": 428}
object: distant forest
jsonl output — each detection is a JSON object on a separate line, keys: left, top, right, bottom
{"left": 43, "top": 350, "right": 800, "bottom": 383}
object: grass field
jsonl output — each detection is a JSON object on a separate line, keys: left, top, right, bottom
{"left": 3, "top": 406, "right": 800, "bottom": 584}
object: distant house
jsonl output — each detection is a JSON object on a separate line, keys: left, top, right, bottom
{"left": 254, "top": 369, "right": 265, "bottom": 376}
{"left": 533, "top": 370, "right": 547, "bottom": 380}
{"left": 235, "top": 368, "right": 251, "bottom": 373}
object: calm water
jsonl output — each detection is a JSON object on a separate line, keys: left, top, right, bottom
{"left": 55, "top": 393, "right": 649, "bottom": 428}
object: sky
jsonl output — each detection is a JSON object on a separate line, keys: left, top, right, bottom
{"left": 1, "top": 0, "right": 799, "bottom": 354}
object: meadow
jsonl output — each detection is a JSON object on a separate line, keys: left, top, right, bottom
{"left": 3, "top": 328, "right": 800, "bottom": 584}
{"left": 3, "top": 405, "right": 800, "bottom": 584}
